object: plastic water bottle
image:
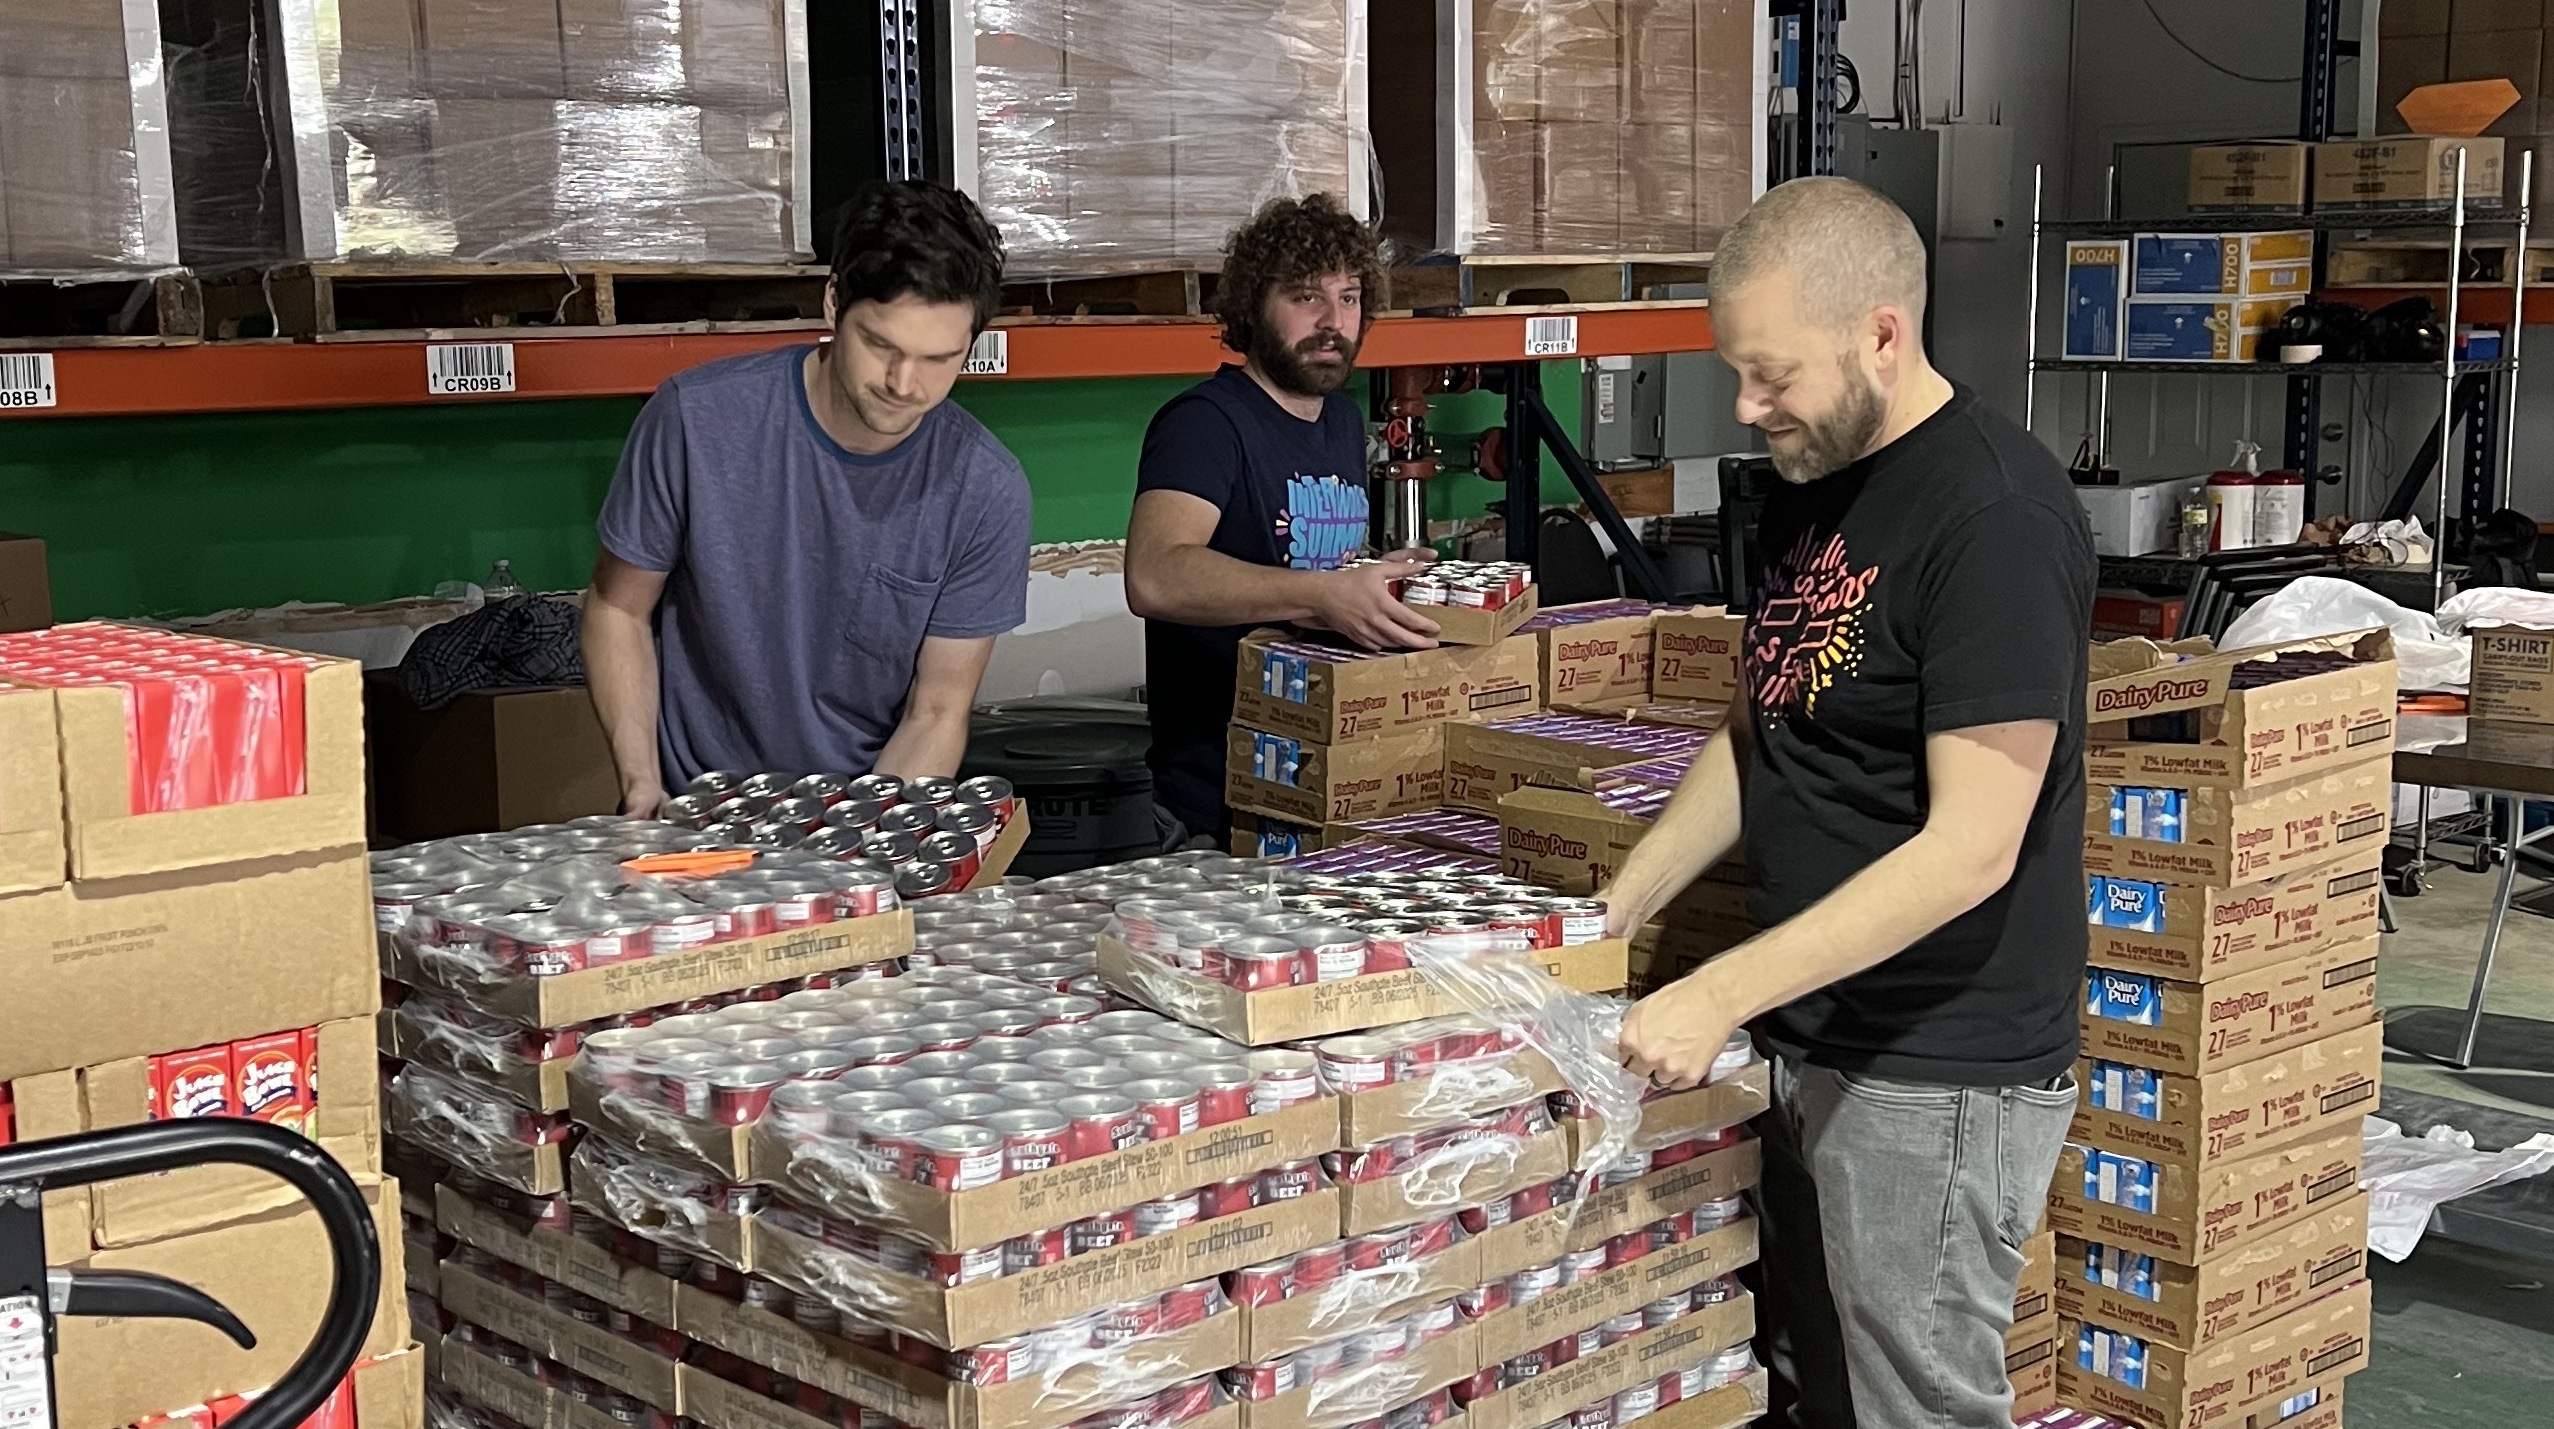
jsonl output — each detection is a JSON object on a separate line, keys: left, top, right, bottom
{"left": 483, "top": 559, "right": 523, "bottom": 604}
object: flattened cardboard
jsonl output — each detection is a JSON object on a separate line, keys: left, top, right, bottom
{"left": 2055, "top": 1280, "right": 2370, "bottom": 1429}
{"left": 747, "top": 1188, "right": 1338, "bottom": 1349}
{"left": 1337, "top": 1051, "right": 1568, "bottom": 1146}
{"left": 1468, "top": 1139, "right": 1763, "bottom": 1285}
{"left": 0, "top": 682, "right": 64, "bottom": 894}
{"left": 1097, "top": 934, "right": 1629, "bottom": 1045}
{"left": 391, "top": 999, "right": 572, "bottom": 1112}
{"left": 1433, "top": 589, "right": 1541, "bottom": 646}
{"left": 1648, "top": 610, "right": 1746, "bottom": 705}
{"left": 1237, "top": 1235, "right": 1482, "bottom": 1361}
{"left": 439, "top": 1260, "right": 682, "bottom": 1409}
{"left": 1467, "top": 1295, "right": 1755, "bottom": 1429}
{"left": 0, "top": 850, "right": 378, "bottom": 1082}
{"left": 1527, "top": 605, "right": 1662, "bottom": 706}
{"left": 1231, "top": 630, "right": 1542, "bottom": 745}
{"left": 2084, "top": 631, "right": 2396, "bottom": 788}
{"left": 86, "top": 1015, "right": 381, "bottom": 1247}
{"left": 2071, "top": 1020, "right": 2383, "bottom": 1175}
{"left": 384, "top": 907, "right": 914, "bottom": 1028}
{"left": 436, "top": 1183, "right": 680, "bottom": 1323}
{"left": 42, "top": 630, "right": 369, "bottom": 879}
{"left": 2088, "top": 850, "right": 2384, "bottom": 982}
{"left": 2046, "top": 1124, "right": 2361, "bottom": 1265}
{"left": 2057, "top": 1195, "right": 2369, "bottom": 1350}
{"left": 750, "top": 1094, "right": 1339, "bottom": 1254}
{"left": 1225, "top": 723, "right": 1446, "bottom": 827}
{"left": 1472, "top": 1218, "right": 1757, "bottom": 1365}
{"left": 2083, "top": 938, "right": 2379, "bottom": 1079}
{"left": 1338, "top": 1126, "right": 1572, "bottom": 1237}
{"left": 2081, "top": 760, "right": 2390, "bottom": 885}
{"left": 1233, "top": 1322, "right": 1474, "bottom": 1429}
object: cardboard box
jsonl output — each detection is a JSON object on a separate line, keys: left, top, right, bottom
{"left": 1096, "top": 933, "right": 1629, "bottom": 1046}
{"left": 382, "top": 906, "right": 914, "bottom": 1028}
{"left": 436, "top": 1183, "right": 680, "bottom": 1324}
{"left": 1563, "top": 1062, "right": 1771, "bottom": 1162}
{"left": 2130, "top": 232, "right": 2315, "bottom": 295}
{"left": 1231, "top": 631, "right": 1541, "bottom": 745}
{"left": 750, "top": 1092, "right": 1337, "bottom": 1254}
{"left": 1225, "top": 723, "right": 1446, "bottom": 826}
{"left": 1234, "top": 1321, "right": 1473, "bottom": 1429}
{"left": 1588, "top": 1371, "right": 1768, "bottom": 1429}
{"left": 1338, "top": 1050, "right": 1569, "bottom": 1146}
{"left": 1237, "top": 1233, "right": 1481, "bottom": 1361}
{"left": 2188, "top": 143, "right": 2311, "bottom": 211}
{"left": 2080, "top": 761, "right": 2390, "bottom": 885}
{"left": 2312, "top": 135, "right": 2503, "bottom": 207}
{"left": 2469, "top": 624, "right": 2554, "bottom": 722}
{"left": 748, "top": 1188, "right": 1338, "bottom": 1349}
{"left": 1648, "top": 610, "right": 1746, "bottom": 704}
{"left": 2056, "top": 1280, "right": 2370, "bottom": 1429}
{"left": 572, "top": 1070, "right": 755, "bottom": 1181}
{"left": 1444, "top": 716, "right": 1708, "bottom": 815}
{"left": 0, "top": 531, "right": 50, "bottom": 632}
{"left": 83, "top": 1016, "right": 379, "bottom": 1248}
{"left": 56, "top": 1179, "right": 408, "bottom": 1429}
{"left": 2046, "top": 1124, "right": 2360, "bottom": 1265}
{"left": 1497, "top": 783, "right": 1657, "bottom": 894}
{"left": 2072, "top": 1020, "right": 2382, "bottom": 1175}
{"left": 2123, "top": 296, "right": 2302, "bottom": 362}
{"left": 2016, "top": 1229, "right": 2056, "bottom": 1325}
{"left": 364, "top": 674, "right": 620, "bottom": 841}
{"left": 3, "top": 1066, "right": 89, "bottom": 1261}
{"left": 0, "top": 681, "right": 65, "bottom": 894}
{"left": 440, "top": 1260, "right": 681, "bottom": 1409}
{"left": 2086, "top": 849, "right": 2382, "bottom": 983}
{"left": 2077, "top": 477, "right": 2204, "bottom": 558}
{"left": 1467, "top": 1139, "right": 1763, "bottom": 1284}
{"left": 2086, "top": 630, "right": 2397, "bottom": 789}
{"left": 1434, "top": 589, "right": 1541, "bottom": 646}
{"left": 1338, "top": 1126, "right": 1572, "bottom": 1237}
{"left": 1472, "top": 1218, "right": 1756, "bottom": 1366}
{"left": 1466, "top": 1294, "right": 1755, "bottom": 1429}
{"left": 2063, "top": 241, "right": 2130, "bottom": 360}
{"left": 355, "top": 1348, "right": 428, "bottom": 1429}
{"left": 1523, "top": 602, "right": 1668, "bottom": 707}
{"left": 2057, "top": 1195, "right": 2369, "bottom": 1351}
{"left": 2006, "top": 1309, "right": 2060, "bottom": 1418}
{"left": 0, "top": 849, "right": 377, "bottom": 1082}
{"left": 2083, "top": 937, "right": 2379, "bottom": 1078}
{"left": 437, "top": 1334, "right": 653, "bottom": 1429}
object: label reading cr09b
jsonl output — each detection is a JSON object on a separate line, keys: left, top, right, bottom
{"left": 0, "top": 353, "right": 57, "bottom": 409}
{"left": 427, "top": 342, "right": 517, "bottom": 395}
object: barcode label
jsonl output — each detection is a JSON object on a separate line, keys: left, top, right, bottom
{"left": 963, "top": 329, "right": 1009, "bottom": 375}
{"left": 427, "top": 342, "right": 517, "bottom": 395}
{"left": 0, "top": 353, "right": 57, "bottom": 409}
{"left": 1524, "top": 315, "right": 1578, "bottom": 356}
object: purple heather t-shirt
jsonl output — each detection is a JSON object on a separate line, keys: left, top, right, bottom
{"left": 597, "top": 345, "right": 1032, "bottom": 784}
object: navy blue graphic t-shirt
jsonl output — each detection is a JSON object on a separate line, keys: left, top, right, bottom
{"left": 1137, "top": 364, "right": 1369, "bottom": 841}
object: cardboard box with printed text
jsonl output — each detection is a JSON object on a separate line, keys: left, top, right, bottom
{"left": 2047, "top": 1123, "right": 2361, "bottom": 1266}
{"left": 2057, "top": 1194, "right": 2369, "bottom": 1350}
{"left": 1231, "top": 630, "right": 1541, "bottom": 744}
{"left": 1224, "top": 722, "right": 1446, "bottom": 827}
{"left": 2070, "top": 1019, "right": 2382, "bottom": 1177}
{"left": 2082, "top": 937, "right": 2379, "bottom": 1078}
{"left": 2087, "top": 850, "right": 2383, "bottom": 983}
{"left": 2056, "top": 1279, "right": 2370, "bottom": 1429}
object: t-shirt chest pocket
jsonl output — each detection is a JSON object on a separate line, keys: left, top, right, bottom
{"left": 840, "top": 565, "right": 940, "bottom": 671}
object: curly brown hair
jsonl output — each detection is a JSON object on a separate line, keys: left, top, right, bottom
{"left": 1212, "top": 193, "right": 1385, "bottom": 354}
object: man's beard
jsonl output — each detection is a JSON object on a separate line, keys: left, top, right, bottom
{"left": 1254, "top": 325, "right": 1360, "bottom": 397}
{"left": 1769, "top": 362, "right": 1887, "bottom": 484}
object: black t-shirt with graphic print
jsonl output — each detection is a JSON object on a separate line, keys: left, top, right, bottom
{"left": 1740, "top": 382, "right": 2095, "bottom": 1086}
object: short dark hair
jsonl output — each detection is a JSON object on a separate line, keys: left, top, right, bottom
{"left": 1212, "top": 194, "right": 1384, "bottom": 354}
{"left": 828, "top": 181, "right": 1007, "bottom": 334}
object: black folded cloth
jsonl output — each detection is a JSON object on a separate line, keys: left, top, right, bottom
{"left": 395, "top": 594, "right": 584, "bottom": 711}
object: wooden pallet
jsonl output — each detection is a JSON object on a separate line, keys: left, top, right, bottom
{"left": 195, "top": 260, "right": 832, "bottom": 339}
{"left": 998, "top": 266, "right": 1220, "bottom": 317}
{"left": 1388, "top": 253, "right": 1715, "bottom": 313}
{"left": 0, "top": 272, "right": 203, "bottom": 346}
{"left": 2325, "top": 239, "right": 2554, "bottom": 288}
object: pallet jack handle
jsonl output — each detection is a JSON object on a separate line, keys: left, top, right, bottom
{"left": 0, "top": 1118, "right": 380, "bottom": 1429}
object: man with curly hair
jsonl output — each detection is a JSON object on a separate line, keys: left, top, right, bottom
{"left": 1124, "top": 193, "right": 1440, "bottom": 844}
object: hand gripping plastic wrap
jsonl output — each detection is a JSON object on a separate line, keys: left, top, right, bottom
{"left": 160, "top": 0, "right": 809, "bottom": 265}
{"left": 0, "top": 0, "right": 180, "bottom": 274}
{"left": 960, "top": 0, "right": 1370, "bottom": 273}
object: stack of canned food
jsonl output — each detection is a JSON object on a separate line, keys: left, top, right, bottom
{"left": 1512, "top": 1340, "right": 1764, "bottom": 1429}
{"left": 1219, "top": 1294, "right": 1469, "bottom": 1398}
{"left": 1339, "top": 557, "right": 1535, "bottom": 612}
{"left": 1325, "top": 1102, "right": 1558, "bottom": 1187}
{"left": 657, "top": 769, "right": 1022, "bottom": 899}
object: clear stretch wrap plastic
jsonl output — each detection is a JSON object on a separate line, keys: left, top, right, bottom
{"left": 0, "top": 0, "right": 179, "bottom": 273}
{"left": 387, "top": 1062, "right": 569, "bottom": 1165}
{"left": 569, "top": 1133, "right": 761, "bottom": 1269}
{"left": 162, "top": 0, "right": 809, "bottom": 265}
{"left": 958, "top": 0, "right": 1370, "bottom": 272}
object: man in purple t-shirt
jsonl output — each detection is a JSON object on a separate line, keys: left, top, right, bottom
{"left": 583, "top": 182, "right": 1033, "bottom": 816}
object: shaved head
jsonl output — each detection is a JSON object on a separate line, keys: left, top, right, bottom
{"left": 1712, "top": 177, "right": 1930, "bottom": 334}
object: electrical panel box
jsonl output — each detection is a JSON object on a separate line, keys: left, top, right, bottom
{"left": 1583, "top": 356, "right": 1665, "bottom": 469}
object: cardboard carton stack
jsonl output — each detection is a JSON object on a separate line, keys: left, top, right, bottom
{"left": 2050, "top": 630, "right": 2396, "bottom": 1427}
{"left": 2061, "top": 231, "right": 2311, "bottom": 365}
{"left": 2, "top": 0, "right": 180, "bottom": 272}
{"left": 0, "top": 623, "right": 414, "bottom": 1429}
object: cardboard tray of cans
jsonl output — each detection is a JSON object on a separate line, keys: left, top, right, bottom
{"left": 2058, "top": 1194, "right": 2369, "bottom": 1351}
{"left": 1230, "top": 1217, "right": 1485, "bottom": 1361}
{"left": 388, "top": 994, "right": 577, "bottom": 1113}
{"left": 1319, "top": 1027, "right": 1570, "bottom": 1146}
{"left": 1095, "top": 936, "right": 1628, "bottom": 1048}
{"left": 2070, "top": 1019, "right": 2382, "bottom": 1177}
{"left": 1332, "top": 1119, "right": 1573, "bottom": 1238}
{"left": 1559, "top": 1059, "right": 1770, "bottom": 1162}
{"left": 1232, "top": 630, "right": 1542, "bottom": 746}
{"left": 439, "top": 1259, "right": 685, "bottom": 1410}
{"left": 2084, "top": 631, "right": 2396, "bottom": 789}
{"left": 1444, "top": 714, "right": 1715, "bottom": 817}
{"left": 747, "top": 1185, "right": 1342, "bottom": 1350}
{"left": 2086, "top": 848, "right": 2383, "bottom": 983}
{"left": 2078, "top": 761, "right": 2390, "bottom": 886}
{"left": 1469, "top": 1138, "right": 1764, "bottom": 1288}
{"left": 1461, "top": 1293, "right": 1758, "bottom": 1429}
{"left": 1400, "top": 567, "right": 1539, "bottom": 646}
{"left": 656, "top": 769, "right": 1032, "bottom": 900}
{"left": 436, "top": 1332, "right": 650, "bottom": 1429}
{"left": 571, "top": 1136, "right": 759, "bottom": 1272}
{"left": 2081, "top": 937, "right": 2378, "bottom": 1080}
{"left": 1468, "top": 1215, "right": 1757, "bottom": 1368}
{"left": 2056, "top": 1279, "right": 2370, "bottom": 1429}
{"left": 435, "top": 1184, "right": 682, "bottom": 1325}
{"left": 1646, "top": 610, "right": 1747, "bottom": 706}
{"left": 670, "top": 1366, "right": 1250, "bottom": 1429}
{"left": 389, "top": 1064, "right": 568, "bottom": 1196}
{"left": 2048, "top": 1123, "right": 2361, "bottom": 1265}
{"left": 1227, "top": 1307, "right": 1476, "bottom": 1429}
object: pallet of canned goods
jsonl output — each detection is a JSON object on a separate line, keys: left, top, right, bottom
{"left": 1343, "top": 558, "right": 1540, "bottom": 646}
{"left": 1455, "top": 1269, "right": 1762, "bottom": 1429}
{"left": 1462, "top": 1191, "right": 1757, "bottom": 1374}
{"left": 659, "top": 770, "right": 1031, "bottom": 899}
{"left": 1548, "top": 1037, "right": 1768, "bottom": 1165}
{"left": 1218, "top": 1294, "right": 1475, "bottom": 1429}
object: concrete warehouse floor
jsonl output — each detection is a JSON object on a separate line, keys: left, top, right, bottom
{"left": 2355, "top": 853, "right": 2554, "bottom": 1425}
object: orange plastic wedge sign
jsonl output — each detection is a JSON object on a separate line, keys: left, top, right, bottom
{"left": 622, "top": 849, "right": 756, "bottom": 878}
{"left": 2397, "top": 79, "right": 2520, "bottom": 138}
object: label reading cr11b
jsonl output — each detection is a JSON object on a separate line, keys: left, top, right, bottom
{"left": 963, "top": 329, "right": 1009, "bottom": 375}
{"left": 1524, "top": 315, "right": 1579, "bottom": 357}
{"left": 427, "top": 342, "right": 517, "bottom": 395}
{"left": 0, "top": 353, "right": 57, "bottom": 409}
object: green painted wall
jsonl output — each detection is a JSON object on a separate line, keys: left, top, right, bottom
{"left": 0, "top": 366, "right": 1583, "bottom": 622}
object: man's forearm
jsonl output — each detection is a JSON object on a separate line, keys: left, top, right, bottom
{"left": 1129, "top": 545, "right": 1334, "bottom": 628}
{"left": 1605, "top": 733, "right": 1746, "bottom": 922}
{"left": 582, "top": 603, "right": 663, "bottom": 790}
{"left": 874, "top": 703, "right": 970, "bottom": 780}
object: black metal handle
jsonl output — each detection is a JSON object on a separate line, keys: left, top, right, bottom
{"left": 0, "top": 1119, "right": 380, "bottom": 1429}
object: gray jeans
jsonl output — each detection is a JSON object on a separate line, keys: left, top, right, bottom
{"left": 1750, "top": 1054, "right": 2076, "bottom": 1429}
